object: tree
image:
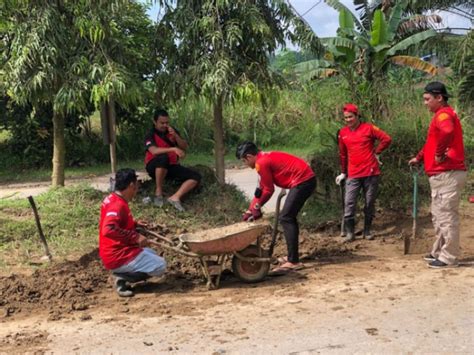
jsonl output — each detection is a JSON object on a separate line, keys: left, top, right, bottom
{"left": 156, "top": 0, "right": 321, "bottom": 184}
{"left": 295, "top": 0, "right": 439, "bottom": 116}
{"left": 2, "top": 0, "right": 152, "bottom": 186}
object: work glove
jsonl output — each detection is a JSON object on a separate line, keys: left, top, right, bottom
{"left": 335, "top": 173, "right": 346, "bottom": 185}
{"left": 242, "top": 207, "right": 262, "bottom": 222}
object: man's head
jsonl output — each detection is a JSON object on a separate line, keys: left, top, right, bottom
{"left": 153, "top": 108, "right": 170, "bottom": 133}
{"left": 343, "top": 103, "right": 360, "bottom": 129}
{"left": 423, "top": 82, "right": 449, "bottom": 113}
{"left": 236, "top": 141, "right": 259, "bottom": 168}
{"left": 114, "top": 168, "right": 139, "bottom": 200}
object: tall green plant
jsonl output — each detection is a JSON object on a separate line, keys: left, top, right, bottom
{"left": 2, "top": 0, "right": 153, "bottom": 186}
{"left": 156, "top": 0, "right": 321, "bottom": 184}
{"left": 296, "top": 0, "right": 438, "bottom": 118}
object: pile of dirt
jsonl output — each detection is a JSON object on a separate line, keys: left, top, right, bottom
{"left": 0, "top": 224, "right": 356, "bottom": 319}
{"left": 0, "top": 249, "right": 108, "bottom": 319}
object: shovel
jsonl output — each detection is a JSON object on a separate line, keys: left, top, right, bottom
{"left": 339, "top": 180, "right": 346, "bottom": 237}
{"left": 404, "top": 166, "right": 428, "bottom": 254}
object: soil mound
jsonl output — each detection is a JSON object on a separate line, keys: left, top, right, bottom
{"left": 0, "top": 249, "right": 108, "bottom": 319}
{"left": 0, "top": 226, "right": 356, "bottom": 320}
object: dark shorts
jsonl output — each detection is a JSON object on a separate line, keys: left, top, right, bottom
{"left": 146, "top": 155, "right": 201, "bottom": 184}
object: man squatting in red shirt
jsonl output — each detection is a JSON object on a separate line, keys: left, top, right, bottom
{"left": 336, "top": 103, "right": 392, "bottom": 242}
{"left": 236, "top": 142, "right": 316, "bottom": 271}
{"left": 409, "top": 82, "right": 467, "bottom": 269}
{"left": 99, "top": 169, "right": 167, "bottom": 297}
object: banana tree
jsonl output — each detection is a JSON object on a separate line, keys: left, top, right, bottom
{"left": 298, "top": 0, "right": 438, "bottom": 80}
{"left": 296, "top": 0, "right": 438, "bottom": 116}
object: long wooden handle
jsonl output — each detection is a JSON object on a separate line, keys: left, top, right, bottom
{"left": 27, "top": 196, "right": 52, "bottom": 261}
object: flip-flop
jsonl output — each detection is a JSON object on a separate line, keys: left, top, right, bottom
{"left": 269, "top": 262, "right": 305, "bottom": 276}
{"left": 276, "top": 256, "right": 288, "bottom": 264}
{"left": 167, "top": 199, "right": 185, "bottom": 212}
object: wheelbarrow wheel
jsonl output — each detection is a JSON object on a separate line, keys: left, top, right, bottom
{"left": 232, "top": 245, "right": 270, "bottom": 283}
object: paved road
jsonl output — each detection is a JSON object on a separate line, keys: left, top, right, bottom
{"left": 0, "top": 169, "right": 286, "bottom": 212}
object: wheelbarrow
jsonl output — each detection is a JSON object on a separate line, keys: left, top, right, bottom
{"left": 141, "top": 189, "right": 287, "bottom": 289}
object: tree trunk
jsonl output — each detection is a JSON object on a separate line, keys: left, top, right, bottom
{"left": 213, "top": 95, "right": 226, "bottom": 185}
{"left": 51, "top": 110, "right": 65, "bottom": 187}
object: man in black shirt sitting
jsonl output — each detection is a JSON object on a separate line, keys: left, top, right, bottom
{"left": 144, "top": 109, "right": 201, "bottom": 211}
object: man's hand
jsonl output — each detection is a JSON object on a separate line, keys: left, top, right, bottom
{"left": 408, "top": 157, "right": 419, "bottom": 166}
{"left": 168, "top": 126, "right": 177, "bottom": 138}
{"left": 136, "top": 220, "right": 149, "bottom": 229}
{"left": 137, "top": 234, "right": 149, "bottom": 247}
{"left": 375, "top": 154, "right": 382, "bottom": 166}
{"left": 173, "top": 147, "right": 186, "bottom": 158}
{"left": 335, "top": 173, "right": 346, "bottom": 185}
{"left": 435, "top": 154, "right": 446, "bottom": 164}
{"left": 242, "top": 207, "right": 263, "bottom": 222}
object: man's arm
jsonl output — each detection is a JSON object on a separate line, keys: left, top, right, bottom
{"left": 338, "top": 130, "right": 348, "bottom": 174}
{"left": 250, "top": 160, "right": 275, "bottom": 208}
{"left": 372, "top": 125, "right": 392, "bottom": 154}
{"left": 102, "top": 209, "right": 140, "bottom": 245}
{"left": 144, "top": 131, "right": 185, "bottom": 158}
{"left": 168, "top": 126, "right": 188, "bottom": 151}
{"left": 434, "top": 112, "right": 454, "bottom": 162}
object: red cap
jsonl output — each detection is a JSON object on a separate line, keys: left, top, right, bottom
{"left": 343, "top": 103, "right": 358, "bottom": 115}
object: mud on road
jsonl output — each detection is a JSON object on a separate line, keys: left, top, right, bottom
{"left": 1, "top": 205, "right": 473, "bottom": 354}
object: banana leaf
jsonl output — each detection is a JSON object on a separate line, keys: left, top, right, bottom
{"left": 389, "top": 55, "right": 438, "bottom": 75}
{"left": 387, "top": 29, "right": 437, "bottom": 56}
{"left": 370, "top": 9, "right": 388, "bottom": 47}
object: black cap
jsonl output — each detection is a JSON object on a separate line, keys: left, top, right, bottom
{"left": 424, "top": 81, "right": 450, "bottom": 98}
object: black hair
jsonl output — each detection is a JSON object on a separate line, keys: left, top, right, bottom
{"left": 236, "top": 141, "right": 259, "bottom": 159}
{"left": 153, "top": 108, "right": 169, "bottom": 122}
{"left": 424, "top": 81, "right": 449, "bottom": 102}
{"left": 114, "top": 168, "right": 138, "bottom": 191}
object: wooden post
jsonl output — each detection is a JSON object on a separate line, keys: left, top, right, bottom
{"left": 27, "top": 196, "right": 52, "bottom": 261}
{"left": 100, "top": 99, "right": 117, "bottom": 174}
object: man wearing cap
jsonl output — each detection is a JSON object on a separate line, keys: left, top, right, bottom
{"left": 336, "top": 103, "right": 392, "bottom": 242}
{"left": 236, "top": 142, "right": 316, "bottom": 271}
{"left": 409, "top": 82, "right": 467, "bottom": 269}
{"left": 99, "top": 168, "right": 167, "bottom": 297}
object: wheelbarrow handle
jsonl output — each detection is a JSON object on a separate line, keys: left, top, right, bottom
{"left": 268, "top": 189, "right": 287, "bottom": 257}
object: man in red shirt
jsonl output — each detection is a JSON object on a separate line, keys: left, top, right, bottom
{"left": 99, "top": 168, "right": 167, "bottom": 297}
{"left": 236, "top": 142, "right": 316, "bottom": 271}
{"left": 409, "top": 82, "right": 467, "bottom": 269}
{"left": 336, "top": 103, "right": 392, "bottom": 242}
{"left": 144, "top": 109, "right": 201, "bottom": 212}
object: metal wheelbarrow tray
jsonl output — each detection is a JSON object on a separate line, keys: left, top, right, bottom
{"left": 178, "top": 222, "right": 268, "bottom": 255}
{"left": 142, "top": 190, "right": 287, "bottom": 290}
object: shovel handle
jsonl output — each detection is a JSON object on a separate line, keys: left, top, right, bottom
{"left": 410, "top": 166, "right": 419, "bottom": 239}
{"left": 268, "top": 189, "right": 287, "bottom": 257}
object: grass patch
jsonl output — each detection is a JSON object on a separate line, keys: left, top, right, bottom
{"left": 0, "top": 152, "right": 236, "bottom": 184}
{"left": 0, "top": 168, "right": 247, "bottom": 271}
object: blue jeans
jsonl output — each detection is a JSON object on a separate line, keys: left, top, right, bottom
{"left": 112, "top": 248, "right": 167, "bottom": 277}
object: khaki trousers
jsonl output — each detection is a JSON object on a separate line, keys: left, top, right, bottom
{"left": 429, "top": 170, "right": 467, "bottom": 265}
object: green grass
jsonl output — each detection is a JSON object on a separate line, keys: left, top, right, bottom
{"left": 0, "top": 170, "right": 247, "bottom": 270}
{"left": 0, "top": 152, "right": 237, "bottom": 184}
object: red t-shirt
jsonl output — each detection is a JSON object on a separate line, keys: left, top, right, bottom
{"left": 416, "top": 106, "right": 466, "bottom": 176}
{"left": 338, "top": 122, "right": 392, "bottom": 178}
{"left": 99, "top": 193, "right": 142, "bottom": 270}
{"left": 250, "top": 151, "right": 315, "bottom": 208}
{"left": 144, "top": 128, "right": 179, "bottom": 166}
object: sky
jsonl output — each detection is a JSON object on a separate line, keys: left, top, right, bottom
{"left": 146, "top": 0, "right": 472, "bottom": 39}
